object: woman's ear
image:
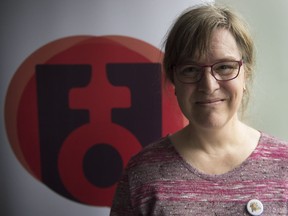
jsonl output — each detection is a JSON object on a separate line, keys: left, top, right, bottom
{"left": 243, "top": 69, "right": 247, "bottom": 91}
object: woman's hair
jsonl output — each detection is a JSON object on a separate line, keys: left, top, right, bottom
{"left": 163, "top": 4, "right": 255, "bottom": 111}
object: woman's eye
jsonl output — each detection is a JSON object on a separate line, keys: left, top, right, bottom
{"left": 181, "top": 66, "right": 201, "bottom": 76}
{"left": 214, "top": 63, "right": 237, "bottom": 73}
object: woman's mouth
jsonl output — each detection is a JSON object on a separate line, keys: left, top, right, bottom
{"left": 195, "top": 98, "right": 225, "bottom": 105}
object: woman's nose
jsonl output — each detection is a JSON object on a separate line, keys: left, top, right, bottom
{"left": 197, "top": 68, "right": 220, "bottom": 94}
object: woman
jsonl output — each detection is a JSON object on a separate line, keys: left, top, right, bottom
{"left": 110, "top": 4, "right": 288, "bottom": 215}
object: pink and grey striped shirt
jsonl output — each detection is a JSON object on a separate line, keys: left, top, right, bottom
{"left": 110, "top": 133, "right": 288, "bottom": 215}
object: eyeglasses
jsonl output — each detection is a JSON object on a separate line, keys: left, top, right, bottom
{"left": 174, "top": 60, "right": 243, "bottom": 84}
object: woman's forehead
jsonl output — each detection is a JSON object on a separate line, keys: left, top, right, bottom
{"left": 183, "top": 29, "right": 241, "bottom": 63}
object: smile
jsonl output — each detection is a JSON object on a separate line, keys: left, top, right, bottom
{"left": 195, "top": 99, "right": 225, "bottom": 105}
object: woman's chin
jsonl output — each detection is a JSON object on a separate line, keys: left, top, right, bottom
{"left": 190, "top": 115, "right": 232, "bottom": 130}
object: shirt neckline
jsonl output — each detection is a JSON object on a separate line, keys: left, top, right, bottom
{"left": 166, "top": 131, "right": 264, "bottom": 181}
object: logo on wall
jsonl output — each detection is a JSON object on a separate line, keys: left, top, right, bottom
{"left": 4, "top": 35, "right": 186, "bottom": 206}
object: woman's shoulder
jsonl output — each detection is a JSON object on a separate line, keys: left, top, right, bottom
{"left": 257, "top": 132, "right": 288, "bottom": 157}
{"left": 260, "top": 132, "right": 288, "bottom": 146}
{"left": 126, "top": 136, "right": 176, "bottom": 169}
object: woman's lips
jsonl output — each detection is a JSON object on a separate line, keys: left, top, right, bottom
{"left": 195, "top": 98, "right": 225, "bottom": 105}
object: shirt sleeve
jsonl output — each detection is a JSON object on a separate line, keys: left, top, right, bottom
{"left": 110, "top": 168, "right": 134, "bottom": 216}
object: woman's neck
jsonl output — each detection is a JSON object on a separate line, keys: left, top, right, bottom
{"left": 170, "top": 121, "right": 261, "bottom": 175}
{"left": 174, "top": 119, "right": 259, "bottom": 155}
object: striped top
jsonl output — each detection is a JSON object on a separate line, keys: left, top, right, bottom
{"left": 110, "top": 133, "right": 288, "bottom": 215}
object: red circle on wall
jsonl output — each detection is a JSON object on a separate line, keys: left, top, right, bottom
{"left": 4, "top": 35, "right": 186, "bottom": 206}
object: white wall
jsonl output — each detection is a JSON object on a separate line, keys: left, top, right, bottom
{"left": 0, "top": 0, "right": 213, "bottom": 215}
{"left": 216, "top": 0, "right": 288, "bottom": 141}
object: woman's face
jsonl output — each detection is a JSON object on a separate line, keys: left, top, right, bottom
{"left": 174, "top": 28, "right": 245, "bottom": 130}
